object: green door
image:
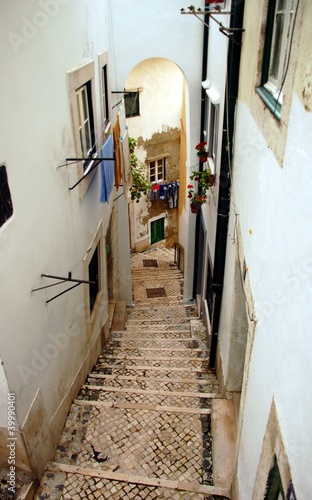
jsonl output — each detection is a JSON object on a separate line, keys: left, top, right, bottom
{"left": 150, "top": 218, "right": 164, "bottom": 245}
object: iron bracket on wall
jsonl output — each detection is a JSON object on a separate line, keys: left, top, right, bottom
{"left": 32, "top": 273, "right": 97, "bottom": 304}
{"left": 57, "top": 154, "right": 115, "bottom": 191}
{"left": 180, "top": 7, "right": 245, "bottom": 42}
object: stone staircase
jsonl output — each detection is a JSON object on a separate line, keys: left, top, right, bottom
{"left": 34, "top": 248, "right": 230, "bottom": 499}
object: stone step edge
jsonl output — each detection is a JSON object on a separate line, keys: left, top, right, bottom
{"left": 47, "top": 462, "right": 230, "bottom": 498}
{"left": 105, "top": 346, "right": 202, "bottom": 353}
{"left": 109, "top": 336, "right": 193, "bottom": 342}
{"left": 74, "top": 399, "right": 211, "bottom": 414}
{"left": 82, "top": 384, "right": 220, "bottom": 399}
{"left": 89, "top": 373, "right": 216, "bottom": 385}
{"left": 126, "top": 319, "right": 191, "bottom": 323}
{"left": 94, "top": 364, "right": 206, "bottom": 373}
{"left": 101, "top": 354, "right": 208, "bottom": 362}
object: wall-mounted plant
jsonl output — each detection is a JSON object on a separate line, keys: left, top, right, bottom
{"left": 129, "top": 137, "right": 152, "bottom": 202}
{"left": 188, "top": 168, "right": 216, "bottom": 213}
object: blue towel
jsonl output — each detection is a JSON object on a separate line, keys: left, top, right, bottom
{"left": 100, "top": 135, "right": 115, "bottom": 203}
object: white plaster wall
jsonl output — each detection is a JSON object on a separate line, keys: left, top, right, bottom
{"left": 0, "top": 0, "right": 117, "bottom": 428}
{"left": 125, "top": 58, "right": 184, "bottom": 141}
{"left": 109, "top": 0, "right": 205, "bottom": 298}
{"left": 0, "top": 362, "right": 10, "bottom": 428}
{"left": 0, "top": 0, "right": 206, "bottom": 430}
{"left": 231, "top": 96, "right": 312, "bottom": 498}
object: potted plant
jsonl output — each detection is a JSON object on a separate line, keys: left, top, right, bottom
{"left": 195, "top": 141, "right": 208, "bottom": 163}
{"left": 187, "top": 168, "right": 216, "bottom": 213}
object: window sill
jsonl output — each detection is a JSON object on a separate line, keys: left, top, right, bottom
{"left": 256, "top": 87, "right": 281, "bottom": 120}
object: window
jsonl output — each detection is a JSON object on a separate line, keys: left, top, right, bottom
{"left": 0, "top": 165, "right": 13, "bottom": 228}
{"left": 76, "top": 81, "right": 95, "bottom": 168}
{"left": 83, "top": 220, "right": 103, "bottom": 326}
{"left": 102, "top": 65, "right": 109, "bottom": 128}
{"left": 68, "top": 61, "right": 97, "bottom": 195}
{"left": 149, "top": 158, "right": 166, "bottom": 183}
{"left": 150, "top": 218, "right": 165, "bottom": 245}
{"left": 207, "top": 101, "right": 219, "bottom": 168}
{"left": 124, "top": 90, "right": 140, "bottom": 118}
{"left": 98, "top": 50, "right": 111, "bottom": 136}
{"left": 88, "top": 244, "right": 100, "bottom": 314}
{"left": 256, "top": 0, "right": 295, "bottom": 118}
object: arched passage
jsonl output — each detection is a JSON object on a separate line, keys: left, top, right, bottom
{"left": 124, "top": 57, "right": 186, "bottom": 253}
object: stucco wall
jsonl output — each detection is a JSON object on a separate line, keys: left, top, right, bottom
{"left": 232, "top": 94, "right": 312, "bottom": 499}
{"left": 0, "top": 0, "right": 206, "bottom": 473}
{"left": 0, "top": 0, "right": 129, "bottom": 475}
{"left": 217, "top": 1, "right": 312, "bottom": 497}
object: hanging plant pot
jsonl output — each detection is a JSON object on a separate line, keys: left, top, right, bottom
{"left": 190, "top": 202, "right": 201, "bottom": 214}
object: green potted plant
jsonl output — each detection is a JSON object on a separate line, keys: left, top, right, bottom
{"left": 188, "top": 168, "right": 216, "bottom": 213}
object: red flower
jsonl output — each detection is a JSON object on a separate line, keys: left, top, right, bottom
{"left": 195, "top": 141, "right": 207, "bottom": 151}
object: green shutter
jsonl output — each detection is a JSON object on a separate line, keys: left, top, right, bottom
{"left": 151, "top": 218, "right": 164, "bottom": 245}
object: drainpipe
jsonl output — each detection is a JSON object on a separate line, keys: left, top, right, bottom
{"left": 192, "top": 9, "right": 210, "bottom": 299}
{"left": 209, "top": 0, "right": 245, "bottom": 368}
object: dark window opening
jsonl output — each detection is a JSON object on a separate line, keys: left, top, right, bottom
{"left": 125, "top": 90, "right": 140, "bottom": 118}
{"left": 265, "top": 456, "right": 285, "bottom": 500}
{"left": 206, "top": 259, "right": 214, "bottom": 321}
{"left": 102, "top": 65, "right": 109, "bottom": 127}
{"left": 88, "top": 245, "right": 99, "bottom": 314}
{"left": 0, "top": 165, "right": 13, "bottom": 228}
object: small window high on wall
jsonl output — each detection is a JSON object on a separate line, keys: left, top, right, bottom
{"left": 149, "top": 158, "right": 166, "bottom": 183}
{"left": 0, "top": 165, "right": 13, "bottom": 228}
{"left": 124, "top": 90, "right": 140, "bottom": 118}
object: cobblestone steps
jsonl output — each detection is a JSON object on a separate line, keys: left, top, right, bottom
{"left": 34, "top": 248, "right": 230, "bottom": 499}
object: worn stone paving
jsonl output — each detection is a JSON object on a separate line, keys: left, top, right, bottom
{"left": 34, "top": 248, "right": 229, "bottom": 499}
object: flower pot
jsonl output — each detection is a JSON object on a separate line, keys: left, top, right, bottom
{"left": 199, "top": 155, "right": 208, "bottom": 163}
{"left": 190, "top": 202, "right": 201, "bottom": 214}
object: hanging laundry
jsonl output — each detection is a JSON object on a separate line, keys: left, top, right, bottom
{"left": 119, "top": 101, "right": 131, "bottom": 198}
{"left": 113, "top": 116, "right": 122, "bottom": 190}
{"left": 173, "top": 181, "right": 179, "bottom": 208}
{"left": 99, "top": 134, "right": 115, "bottom": 203}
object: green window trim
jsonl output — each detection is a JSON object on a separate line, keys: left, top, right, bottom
{"left": 256, "top": 87, "right": 281, "bottom": 120}
{"left": 256, "top": 0, "right": 285, "bottom": 121}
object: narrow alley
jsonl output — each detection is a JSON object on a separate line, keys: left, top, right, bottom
{"left": 34, "top": 248, "right": 229, "bottom": 499}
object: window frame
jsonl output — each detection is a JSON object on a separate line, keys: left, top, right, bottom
{"left": 76, "top": 81, "right": 95, "bottom": 167}
{"left": 83, "top": 220, "right": 103, "bottom": 330}
{"left": 98, "top": 50, "right": 111, "bottom": 138}
{"left": 207, "top": 101, "right": 219, "bottom": 172}
{"left": 67, "top": 61, "right": 97, "bottom": 197}
{"left": 256, "top": 0, "right": 295, "bottom": 119}
{"left": 148, "top": 157, "right": 166, "bottom": 183}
